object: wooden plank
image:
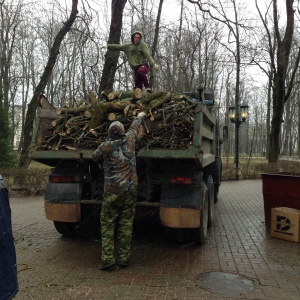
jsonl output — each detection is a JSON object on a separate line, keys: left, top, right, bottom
{"left": 44, "top": 201, "right": 81, "bottom": 222}
{"left": 160, "top": 207, "right": 200, "bottom": 228}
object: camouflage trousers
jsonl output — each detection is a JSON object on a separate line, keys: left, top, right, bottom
{"left": 100, "top": 190, "right": 137, "bottom": 264}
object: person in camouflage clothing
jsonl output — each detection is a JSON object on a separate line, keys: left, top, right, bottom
{"left": 92, "top": 112, "right": 146, "bottom": 270}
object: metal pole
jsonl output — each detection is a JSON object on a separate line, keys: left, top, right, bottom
{"left": 235, "top": 121, "right": 240, "bottom": 180}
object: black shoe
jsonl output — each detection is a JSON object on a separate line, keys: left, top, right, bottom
{"left": 118, "top": 261, "right": 129, "bottom": 268}
{"left": 99, "top": 261, "right": 116, "bottom": 271}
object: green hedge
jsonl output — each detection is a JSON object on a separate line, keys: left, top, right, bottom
{"left": 0, "top": 168, "right": 49, "bottom": 195}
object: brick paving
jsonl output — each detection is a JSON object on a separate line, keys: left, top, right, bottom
{"left": 9, "top": 179, "right": 300, "bottom": 299}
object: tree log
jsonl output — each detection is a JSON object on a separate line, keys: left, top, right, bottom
{"left": 146, "top": 92, "right": 172, "bottom": 111}
{"left": 89, "top": 100, "right": 131, "bottom": 129}
{"left": 124, "top": 104, "right": 133, "bottom": 116}
{"left": 171, "top": 94, "right": 189, "bottom": 102}
{"left": 66, "top": 115, "right": 85, "bottom": 125}
{"left": 55, "top": 104, "right": 93, "bottom": 115}
{"left": 38, "top": 94, "right": 54, "bottom": 109}
{"left": 136, "top": 91, "right": 164, "bottom": 108}
{"left": 108, "top": 92, "right": 115, "bottom": 101}
{"left": 134, "top": 88, "right": 143, "bottom": 99}
{"left": 88, "top": 89, "right": 98, "bottom": 105}
{"left": 51, "top": 118, "right": 64, "bottom": 127}
{"left": 108, "top": 92, "right": 122, "bottom": 101}
{"left": 118, "top": 90, "right": 135, "bottom": 99}
{"left": 84, "top": 110, "right": 93, "bottom": 119}
{"left": 76, "top": 98, "right": 85, "bottom": 107}
{"left": 100, "top": 91, "right": 109, "bottom": 102}
{"left": 108, "top": 113, "right": 116, "bottom": 121}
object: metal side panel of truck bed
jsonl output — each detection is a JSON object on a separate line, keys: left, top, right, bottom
{"left": 29, "top": 148, "right": 93, "bottom": 162}
{"left": 28, "top": 107, "right": 94, "bottom": 166}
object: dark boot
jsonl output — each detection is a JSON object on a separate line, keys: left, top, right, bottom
{"left": 118, "top": 260, "right": 130, "bottom": 268}
{"left": 99, "top": 261, "right": 116, "bottom": 271}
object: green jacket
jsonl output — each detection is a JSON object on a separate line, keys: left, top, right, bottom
{"left": 107, "top": 31, "right": 155, "bottom": 69}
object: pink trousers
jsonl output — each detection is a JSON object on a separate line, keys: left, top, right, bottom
{"left": 133, "top": 64, "right": 150, "bottom": 89}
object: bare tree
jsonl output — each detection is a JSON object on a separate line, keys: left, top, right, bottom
{"left": 0, "top": 0, "right": 22, "bottom": 113}
{"left": 281, "top": 97, "right": 292, "bottom": 156}
{"left": 256, "top": 0, "right": 300, "bottom": 162}
{"left": 298, "top": 88, "right": 300, "bottom": 156}
{"left": 18, "top": 0, "right": 79, "bottom": 168}
{"left": 98, "top": 0, "right": 127, "bottom": 93}
{"left": 0, "top": 0, "right": 23, "bottom": 165}
{"left": 188, "top": 0, "right": 253, "bottom": 179}
{"left": 149, "top": 0, "right": 164, "bottom": 88}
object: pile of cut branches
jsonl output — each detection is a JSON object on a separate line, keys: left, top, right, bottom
{"left": 36, "top": 89, "right": 198, "bottom": 151}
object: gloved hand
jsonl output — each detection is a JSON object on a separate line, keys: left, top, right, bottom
{"left": 137, "top": 112, "right": 146, "bottom": 119}
{"left": 101, "top": 44, "right": 108, "bottom": 49}
{"left": 153, "top": 64, "right": 160, "bottom": 71}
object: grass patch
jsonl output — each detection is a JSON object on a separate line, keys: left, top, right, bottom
{"left": 222, "top": 156, "right": 300, "bottom": 180}
{"left": 29, "top": 161, "right": 51, "bottom": 170}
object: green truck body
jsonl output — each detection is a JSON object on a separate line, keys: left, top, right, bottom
{"left": 29, "top": 98, "right": 226, "bottom": 244}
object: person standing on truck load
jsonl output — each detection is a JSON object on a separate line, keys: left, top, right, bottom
{"left": 92, "top": 112, "right": 147, "bottom": 271}
{"left": 0, "top": 175, "right": 19, "bottom": 300}
{"left": 102, "top": 31, "right": 159, "bottom": 93}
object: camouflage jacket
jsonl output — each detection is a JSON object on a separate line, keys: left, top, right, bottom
{"left": 92, "top": 116, "right": 143, "bottom": 194}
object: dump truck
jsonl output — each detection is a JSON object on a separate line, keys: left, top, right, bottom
{"left": 29, "top": 90, "right": 227, "bottom": 244}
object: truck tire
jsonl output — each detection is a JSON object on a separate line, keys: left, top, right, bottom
{"left": 212, "top": 157, "right": 222, "bottom": 203}
{"left": 193, "top": 183, "right": 209, "bottom": 245}
{"left": 54, "top": 221, "right": 75, "bottom": 236}
{"left": 53, "top": 205, "right": 100, "bottom": 237}
{"left": 205, "top": 175, "right": 215, "bottom": 227}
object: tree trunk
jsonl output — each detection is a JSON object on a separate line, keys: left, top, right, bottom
{"left": 281, "top": 98, "right": 291, "bottom": 155}
{"left": 266, "top": 72, "right": 272, "bottom": 159}
{"left": 149, "top": 0, "right": 164, "bottom": 88}
{"left": 224, "top": 71, "right": 232, "bottom": 162}
{"left": 269, "top": 71, "right": 284, "bottom": 162}
{"left": 298, "top": 91, "right": 300, "bottom": 157}
{"left": 98, "top": 0, "right": 127, "bottom": 93}
{"left": 18, "top": 0, "right": 79, "bottom": 168}
{"left": 0, "top": 1, "right": 22, "bottom": 165}
{"left": 174, "top": 0, "right": 184, "bottom": 92}
{"left": 268, "top": 0, "right": 295, "bottom": 162}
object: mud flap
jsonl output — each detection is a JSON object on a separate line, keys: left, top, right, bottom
{"left": 44, "top": 182, "right": 82, "bottom": 222}
{"left": 45, "top": 201, "right": 81, "bottom": 222}
{"left": 45, "top": 182, "right": 82, "bottom": 202}
{"left": 159, "top": 184, "right": 205, "bottom": 228}
{"left": 160, "top": 207, "right": 200, "bottom": 228}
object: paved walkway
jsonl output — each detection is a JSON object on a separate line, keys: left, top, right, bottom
{"left": 10, "top": 179, "right": 300, "bottom": 299}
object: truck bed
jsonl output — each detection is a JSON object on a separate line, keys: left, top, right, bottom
{"left": 29, "top": 101, "right": 217, "bottom": 169}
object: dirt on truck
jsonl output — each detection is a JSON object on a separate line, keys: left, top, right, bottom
{"left": 29, "top": 89, "right": 227, "bottom": 244}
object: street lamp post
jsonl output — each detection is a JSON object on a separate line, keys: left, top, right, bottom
{"left": 229, "top": 104, "right": 249, "bottom": 180}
